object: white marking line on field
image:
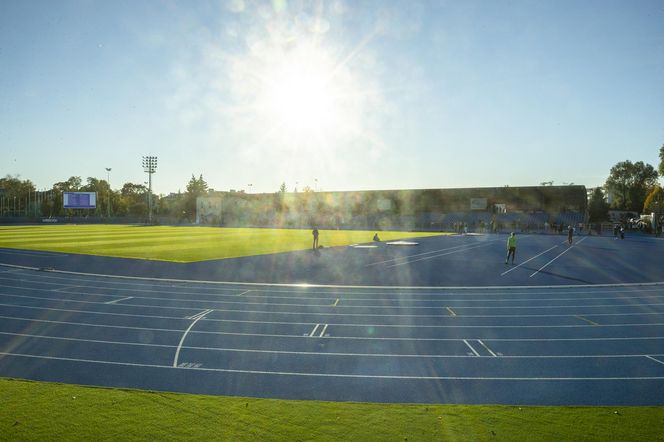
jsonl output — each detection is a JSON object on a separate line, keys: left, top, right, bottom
{"left": 309, "top": 324, "right": 320, "bottom": 337}
{"left": 501, "top": 245, "right": 559, "bottom": 276}
{"left": 446, "top": 307, "right": 457, "bottom": 316}
{"left": 319, "top": 324, "right": 329, "bottom": 337}
{"left": 333, "top": 298, "right": 339, "bottom": 307}
{"left": 477, "top": 339, "right": 497, "bottom": 357}
{"left": 173, "top": 309, "right": 213, "bottom": 368}
{"left": 4, "top": 351, "right": 664, "bottom": 381}
{"left": 104, "top": 296, "right": 134, "bottom": 305}
{"left": 644, "top": 355, "right": 664, "bottom": 366}
{"left": 463, "top": 339, "right": 480, "bottom": 357}
{"left": 386, "top": 242, "right": 499, "bottom": 268}
{"left": 530, "top": 237, "right": 587, "bottom": 278}
{"left": 237, "top": 290, "right": 251, "bottom": 296}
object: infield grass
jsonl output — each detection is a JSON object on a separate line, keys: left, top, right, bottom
{"left": 0, "top": 225, "right": 446, "bottom": 262}
{"left": 2, "top": 378, "right": 662, "bottom": 441}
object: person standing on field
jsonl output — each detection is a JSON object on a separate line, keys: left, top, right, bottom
{"left": 505, "top": 232, "right": 517, "bottom": 265}
{"left": 312, "top": 227, "right": 319, "bottom": 250}
{"left": 567, "top": 225, "right": 574, "bottom": 244}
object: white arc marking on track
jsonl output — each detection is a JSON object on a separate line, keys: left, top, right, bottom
{"left": 173, "top": 309, "right": 213, "bottom": 367}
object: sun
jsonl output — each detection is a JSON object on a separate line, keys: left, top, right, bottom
{"left": 259, "top": 43, "right": 343, "bottom": 136}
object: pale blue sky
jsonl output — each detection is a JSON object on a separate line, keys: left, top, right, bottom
{"left": 1, "top": 0, "right": 663, "bottom": 194}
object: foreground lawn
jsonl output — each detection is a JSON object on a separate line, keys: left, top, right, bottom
{"left": 1, "top": 379, "right": 662, "bottom": 441}
{"left": 0, "top": 225, "right": 445, "bottom": 262}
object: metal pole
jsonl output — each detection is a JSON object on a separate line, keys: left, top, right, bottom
{"left": 148, "top": 172, "right": 152, "bottom": 223}
{"left": 105, "top": 167, "right": 112, "bottom": 218}
{"left": 142, "top": 156, "right": 157, "bottom": 224}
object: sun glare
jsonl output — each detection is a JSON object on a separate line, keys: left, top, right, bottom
{"left": 259, "top": 44, "right": 344, "bottom": 137}
{"left": 267, "top": 62, "right": 336, "bottom": 132}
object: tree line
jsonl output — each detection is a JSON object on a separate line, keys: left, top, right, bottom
{"left": 0, "top": 174, "right": 212, "bottom": 221}
{"left": 588, "top": 144, "right": 664, "bottom": 222}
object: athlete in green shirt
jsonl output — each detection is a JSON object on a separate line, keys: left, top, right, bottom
{"left": 505, "top": 232, "right": 517, "bottom": 264}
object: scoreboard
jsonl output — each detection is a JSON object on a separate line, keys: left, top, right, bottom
{"left": 63, "top": 192, "right": 97, "bottom": 209}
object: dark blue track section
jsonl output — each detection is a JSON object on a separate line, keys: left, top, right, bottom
{"left": 0, "top": 264, "right": 663, "bottom": 405}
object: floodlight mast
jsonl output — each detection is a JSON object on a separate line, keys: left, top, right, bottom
{"left": 105, "top": 167, "right": 112, "bottom": 218}
{"left": 142, "top": 156, "right": 158, "bottom": 224}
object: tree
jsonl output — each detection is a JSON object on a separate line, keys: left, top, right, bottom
{"left": 604, "top": 160, "right": 658, "bottom": 211}
{"left": 120, "top": 182, "right": 148, "bottom": 216}
{"left": 588, "top": 188, "right": 610, "bottom": 223}
{"left": 643, "top": 185, "right": 663, "bottom": 214}
{"left": 659, "top": 144, "right": 664, "bottom": 177}
{"left": 183, "top": 174, "right": 208, "bottom": 221}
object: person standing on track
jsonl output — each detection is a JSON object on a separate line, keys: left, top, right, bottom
{"left": 567, "top": 225, "right": 574, "bottom": 245}
{"left": 505, "top": 232, "right": 517, "bottom": 265}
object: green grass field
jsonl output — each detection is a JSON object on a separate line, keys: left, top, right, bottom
{"left": 0, "top": 225, "right": 446, "bottom": 262}
{"left": 2, "top": 378, "right": 662, "bottom": 441}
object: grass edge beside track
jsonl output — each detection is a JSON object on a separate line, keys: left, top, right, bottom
{"left": 1, "top": 378, "right": 663, "bottom": 441}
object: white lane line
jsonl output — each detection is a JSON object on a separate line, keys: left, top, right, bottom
{"left": 446, "top": 307, "right": 457, "bottom": 316}
{"left": 4, "top": 314, "right": 664, "bottom": 340}
{"left": 51, "top": 285, "right": 82, "bottom": 293}
{"left": 5, "top": 268, "right": 664, "bottom": 298}
{"left": 104, "top": 296, "right": 134, "bottom": 305}
{"left": 2, "top": 300, "right": 664, "bottom": 322}
{"left": 5, "top": 277, "right": 663, "bottom": 303}
{"left": 501, "top": 245, "right": 559, "bottom": 276}
{"left": 333, "top": 298, "right": 339, "bottom": 307}
{"left": 645, "top": 355, "right": 664, "bottom": 365}
{"left": 386, "top": 242, "right": 499, "bottom": 268}
{"left": 319, "top": 324, "right": 329, "bottom": 337}
{"left": 6, "top": 290, "right": 664, "bottom": 314}
{"left": 173, "top": 310, "right": 212, "bottom": 368}
{"left": 463, "top": 339, "right": 480, "bottom": 357}
{"left": 4, "top": 351, "right": 664, "bottom": 380}
{"left": 3, "top": 332, "right": 664, "bottom": 359}
{"left": 529, "top": 237, "right": 587, "bottom": 278}
{"left": 477, "top": 339, "right": 497, "bottom": 357}
{"left": 6, "top": 290, "right": 664, "bottom": 312}
{"left": 237, "top": 290, "right": 251, "bottom": 296}
{"left": 3, "top": 261, "right": 664, "bottom": 290}
{"left": 309, "top": 324, "right": 320, "bottom": 337}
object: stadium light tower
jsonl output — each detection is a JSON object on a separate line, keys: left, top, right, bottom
{"left": 105, "top": 167, "right": 112, "bottom": 218}
{"left": 142, "top": 156, "right": 158, "bottom": 224}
